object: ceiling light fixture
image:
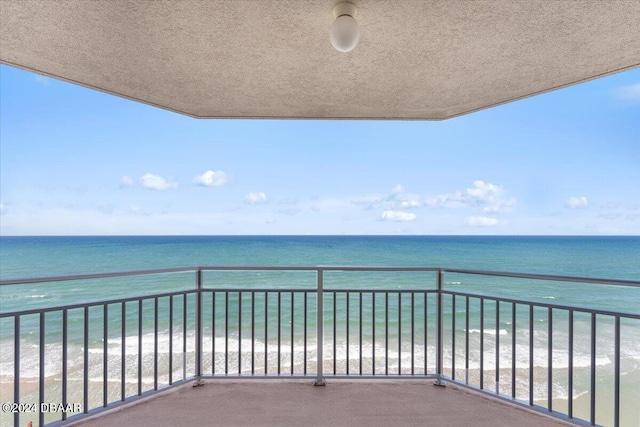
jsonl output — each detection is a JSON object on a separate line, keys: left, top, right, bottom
{"left": 330, "top": 2, "right": 360, "bottom": 53}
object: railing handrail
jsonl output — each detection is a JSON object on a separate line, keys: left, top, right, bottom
{"left": 440, "top": 267, "right": 640, "bottom": 288}
{"left": 1, "top": 265, "right": 639, "bottom": 287}
{"left": 0, "top": 266, "right": 199, "bottom": 285}
{"left": 3, "top": 285, "right": 638, "bottom": 320}
{"left": 0, "top": 289, "right": 200, "bottom": 318}
{"left": 440, "top": 289, "right": 640, "bottom": 319}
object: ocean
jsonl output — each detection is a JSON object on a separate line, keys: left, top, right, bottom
{"left": 0, "top": 236, "right": 639, "bottom": 426}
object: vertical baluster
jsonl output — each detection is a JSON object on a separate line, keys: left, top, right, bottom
{"left": 212, "top": 292, "right": 216, "bottom": 375}
{"left": 436, "top": 270, "right": 444, "bottom": 386}
{"left": 290, "top": 291, "right": 294, "bottom": 375}
{"left": 239, "top": 292, "right": 242, "bottom": 375}
{"left": 398, "top": 292, "right": 402, "bottom": 375}
{"left": 359, "top": 292, "right": 363, "bottom": 376}
{"left": 154, "top": 298, "right": 158, "bottom": 390}
{"left": 333, "top": 292, "right": 337, "bottom": 376}
{"left": 277, "top": 291, "right": 281, "bottom": 375}
{"left": 315, "top": 270, "right": 325, "bottom": 385}
{"left": 84, "top": 306, "right": 89, "bottom": 412}
{"left": 372, "top": 292, "right": 376, "bottom": 375}
{"left": 568, "top": 310, "right": 574, "bottom": 418}
{"left": 465, "top": 297, "right": 469, "bottom": 384}
{"left": 590, "top": 313, "right": 596, "bottom": 425}
{"left": 62, "top": 310, "right": 68, "bottom": 420}
{"left": 225, "top": 292, "right": 229, "bottom": 375}
{"left": 196, "top": 272, "right": 203, "bottom": 381}
{"left": 614, "top": 315, "right": 620, "bottom": 427}
{"left": 496, "top": 300, "right": 500, "bottom": 395}
{"left": 411, "top": 292, "right": 415, "bottom": 376}
{"left": 14, "top": 316, "right": 19, "bottom": 427}
{"left": 122, "top": 302, "right": 126, "bottom": 399}
{"left": 138, "top": 300, "right": 142, "bottom": 395}
{"left": 103, "top": 304, "right": 108, "bottom": 406}
{"left": 183, "top": 295, "right": 187, "bottom": 380}
{"left": 168, "top": 296, "right": 173, "bottom": 384}
{"left": 452, "top": 295, "right": 456, "bottom": 380}
{"left": 424, "top": 292, "right": 428, "bottom": 375}
{"left": 39, "top": 312, "right": 45, "bottom": 426}
{"left": 346, "top": 292, "right": 350, "bottom": 375}
{"left": 480, "top": 298, "right": 484, "bottom": 389}
{"left": 511, "top": 303, "right": 516, "bottom": 400}
{"left": 385, "top": 292, "right": 389, "bottom": 376}
{"left": 303, "top": 292, "right": 307, "bottom": 376}
{"left": 223, "top": 291, "right": 229, "bottom": 375}
{"left": 264, "top": 292, "right": 268, "bottom": 374}
{"left": 252, "top": 292, "right": 256, "bottom": 375}
{"left": 529, "top": 304, "right": 534, "bottom": 406}
{"left": 548, "top": 307, "right": 553, "bottom": 411}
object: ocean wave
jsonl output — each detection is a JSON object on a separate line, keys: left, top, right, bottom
{"left": 465, "top": 328, "right": 508, "bottom": 336}
{"left": 0, "top": 332, "right": 634, "bottom": 396}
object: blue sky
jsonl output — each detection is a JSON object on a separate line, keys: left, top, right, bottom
{"left": 1, "top": 65, "right": 638, "bottom": 235}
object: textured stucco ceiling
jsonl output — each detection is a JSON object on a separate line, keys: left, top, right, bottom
{"left": 1, "top": 0, "right": 639, "bottom": 120}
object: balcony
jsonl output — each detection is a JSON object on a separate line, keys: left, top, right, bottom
{"left": 1, "top": 267, "right": 638, "bottom": 426}
{"left": 71, "top": 379, "right": 572, "bottom": 427}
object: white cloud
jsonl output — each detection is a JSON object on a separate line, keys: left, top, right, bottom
{"left": 424, "top": 194, "right": 464, "bottom": 208}
{"left": 465, "top": 216, "right": 498, "bottom": 227}
{"left": 400, "top": 200, "right": 421, "bottom": 208}
{"left": 141, "top": 173, "right": 177, "bottom": 190}
{"left": 565, "top": 196, "right": 588, "bottom": 209}
{"left": 353, "top": 184, "right": 412, "bottom": 210}
{"left": 349, "top": 181, "right": 514, "bottom": 226}
{"left": 388, "top": 185, "right": 423, "bottom": 209}
{"left": 120, "top": 176, "right": 134, "bottom": 188}
{"left": 464, "top": 180, "right": 502, "bottom": 204}
{"left": 424, "top": 180, "right": 510, "bottom": 212}
{"left": 381, "top": 210, "right": 417, "bottom": 222}
{"left": 391, "top": 184, "right": 405, "bottom": 194}
{"left": 245, "top": 192, "right": 268, "bottom": 204}
{"left": 192, "top": 170, "right": 229, "bottom": 187}
{"left": 617, "top": 83, "right": 640, "bottom": 102}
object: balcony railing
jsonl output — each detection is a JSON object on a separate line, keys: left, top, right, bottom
{"left": 0, "top": 266, "right": 638, "bottom": 427}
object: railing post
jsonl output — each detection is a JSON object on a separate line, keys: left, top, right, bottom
{"left": 435, "top": 269, "right": 446, "bottom": 387}
{"left": 194, "top": 268, "right": 204, "bottom": 386}
{"left": 314, "top": 269, "right": 326, "bottom": 386}
{"left": 14, "top": 315, "right": 20, "bottom": 427}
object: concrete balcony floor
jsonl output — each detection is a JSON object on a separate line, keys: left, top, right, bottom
{"left": 70, "top": 379, "right": 574, "bottom": 427}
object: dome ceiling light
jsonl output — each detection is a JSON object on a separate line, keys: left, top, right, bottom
{"left": 330, "top": 2, "right": 360, "bottom": 53}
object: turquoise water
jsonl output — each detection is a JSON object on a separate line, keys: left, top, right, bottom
{"left": 0, "top": 236, "right": 639, "bottom": 426}
{"left": 1, "top": 235, "right": 639, "bottom": 279}
{"left": 1, "top": 235, "right": 638, "bottom": 313}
